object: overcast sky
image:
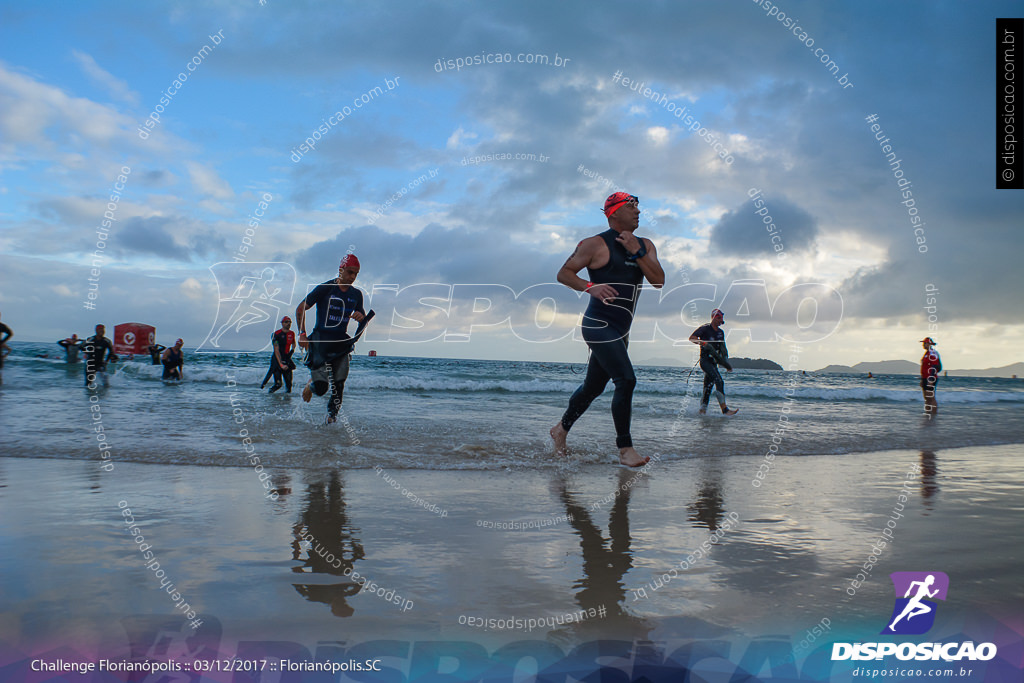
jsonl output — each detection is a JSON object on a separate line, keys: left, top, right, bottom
{"left": 1, "top": 0, "right": 1020, "bottom": 370}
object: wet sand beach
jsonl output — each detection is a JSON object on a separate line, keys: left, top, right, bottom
{"left": 1, "top": 445, "right": 1021, "bottom": 680}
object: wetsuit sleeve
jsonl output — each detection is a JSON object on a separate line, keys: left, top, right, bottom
{"left": 355, "top": 288, "right": 366, "bottom": 315}
{"left": 106, "top": 338, "right": 118, "bottom": 362}
{"left": 304, "top": 284, "right": 326, "bottom": 309}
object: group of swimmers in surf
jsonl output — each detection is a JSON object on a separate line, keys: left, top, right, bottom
{"left": 1, "top": 192, "right": 945, "bottom": 460}
{"left": 48, "top": 326, "right": 186, "bottom": 386}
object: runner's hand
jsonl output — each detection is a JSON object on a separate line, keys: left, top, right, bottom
{"left": 298, "top": 332, "right": 309, "bottom": 350}
{"left": 615, "top": 232, "right": 641, "bottom": 254}
{"left": 587, "top": 283, "right": 618, "bottom": 305}
{"left": 351, "top": 311, "right": 365, "bottom": 322}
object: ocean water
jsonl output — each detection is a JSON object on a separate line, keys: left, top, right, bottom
{"left": 2, "top": 341, "right": 1022, "bottom": 470}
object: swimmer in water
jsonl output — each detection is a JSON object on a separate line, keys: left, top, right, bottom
{"left": 58, "top": 334, "right": 81, "bottom": 363}
{"left": 161, "top": 338, "right": 184, "bottom": 380}
{"left": 83, "top": 324, "right": 118, "bottom": 388}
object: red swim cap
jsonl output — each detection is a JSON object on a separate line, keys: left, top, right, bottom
{"left": 340, "top": 254, "right": 360, "bottom": 270}
{"left": 604, "top": 192, "right": 638, "bottom": 217}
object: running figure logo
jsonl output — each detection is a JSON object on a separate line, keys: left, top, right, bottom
{"left": 198, "top": 262, "right": 296, "bottom": 353}
{"left": 882, "top": 571, "right": 949, "bottom": 635}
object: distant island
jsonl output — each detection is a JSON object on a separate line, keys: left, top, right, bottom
{"left": 639, "top": 356, "right": 783, "bottom": 370}
{"left": 816, "top": 360, "right": 1024, "bottom": 378}
{"left": 728, "top": 357, "right": 784, "bottom": 370}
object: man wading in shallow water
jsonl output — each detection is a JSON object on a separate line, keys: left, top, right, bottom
{"left": 296, "top": 254, "right": 366, "bottom": 424}
{"left": 551, "top": 192, "right": 665, "bottom": 467}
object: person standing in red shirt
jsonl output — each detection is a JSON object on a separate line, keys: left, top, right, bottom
{"left": 262, "top": 316, "right": 296, "bottom": 393}
{"left": 920, "top": 337, "right": 942, "bottom": 415}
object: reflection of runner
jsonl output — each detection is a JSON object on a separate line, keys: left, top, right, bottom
{"left": 551, "top": 192, "right": 665, "bottom": 468}
{"left": 209, "top": 268, "right": 284, "bottom": 347}
{"left": 889, "top": 574, "right": 939, "bottom": 630}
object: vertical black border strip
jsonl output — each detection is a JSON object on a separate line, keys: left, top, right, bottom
{"left": 996, "top": 18, "right": 1024, "bottom": 189}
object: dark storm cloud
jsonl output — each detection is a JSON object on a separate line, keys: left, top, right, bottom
{"left": 709, "top": 195, "right": 818, "bottom": 257}
{"left": 115, "top": 216, "right": 226, "bottom": 262}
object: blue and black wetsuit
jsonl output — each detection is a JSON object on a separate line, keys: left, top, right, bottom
{"left": 560, "top": 229, "right": 645, "bottom": 449}
{"left": 691, "top": 323, "right": 731, "bottom": 410}
{"left": 162, "top": 347, "right": 183, "bottom": 380}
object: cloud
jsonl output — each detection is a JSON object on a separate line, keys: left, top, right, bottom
{"left": 114, "top": 216, "right": 226, "bottom": 262}
{"left": 0, "top": 61, "right": 140, "bottom": 156}
{"left": 709, "top": 195, "right": 818, "bottom": 258}
{"left": 71, "top": 50, "right": 139, "bottom": 105}
{"left": 186, "top": 162, "right": 234, "bottom": 200}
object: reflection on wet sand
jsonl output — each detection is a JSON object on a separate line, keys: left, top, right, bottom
{"left": 553, "top": 469, "right": 652, "bottom": 640}
{"left": 290, "top": 471, "right": 364, "bottom": 617}
{"left": 920, "top": 450, "right": 938, "bottom": 510}
{"left": 688, "top": 462, "right": 725, "bottom": 531}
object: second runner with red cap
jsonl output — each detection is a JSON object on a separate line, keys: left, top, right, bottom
{"left": 295, "top": 253, "right": 366, "bottom": 424}
{"left": 260, "top": 316, "right": 296, "bottom": 393}
{"left": 550, "top": 192, "right": 665, "bottom": 467}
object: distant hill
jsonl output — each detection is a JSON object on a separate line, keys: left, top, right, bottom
{"left": 817, "top": 360, "right": 919, "bottom": 375}
{"left": 946, "top": 363, "right": 1024, "bottom": 378}
{"left": 729, "top": 357, "right": 783, "bottom": 370}
{"left": 816, "top": 360, "right": 1024, "bottom": 378}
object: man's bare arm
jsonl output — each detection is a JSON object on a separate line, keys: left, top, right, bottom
{"left": 636, "top": 238, "right": 665, "bottom": 289}
{"left": 557, "top": 238, "right": 597, "bottom": 291}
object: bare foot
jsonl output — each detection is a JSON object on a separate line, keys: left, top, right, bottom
{"left": 618, "top": 447, "right": 650, "bottom": 468}
{"left": 698, "top": 407, "right": 707, "bottom": 415}
{"left": 723, "top": 407, "right": 739, "bottom": 415}
{"left": 302, "top": 382, "right": 313, "bottom": 402}
{"left": 550, "top": 423, "right": 568, "bottom": 456}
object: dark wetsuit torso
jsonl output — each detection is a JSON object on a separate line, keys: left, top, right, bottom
{"left": 582, "top": 229, "right": 645, "bottom": 336}
{"left": 162, "top": 347, "right": 183, "bottom": 380}
{"left": 561, "top": 229, "right": 648, "bottom": 449}
{"left": 148, "top": 345, "right": 165, "bottom": 365}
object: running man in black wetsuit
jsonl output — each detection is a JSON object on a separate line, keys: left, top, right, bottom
{"left": 296, "top": 254, "right": 366, "bottom": 424}
{"left": 83, "top": 324, "right": 118, "bottom": 388}
{"left": 161, "top": 338, "right": 184, "bottom": 380}
{"left": 551, "top": 192, "right": 665, "bottom": 467}
{"left": 260, "top": 316, "right": 296, "bottom": 393}
{"left": 689, "top": 309, "right": 739, "bottom": 416}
